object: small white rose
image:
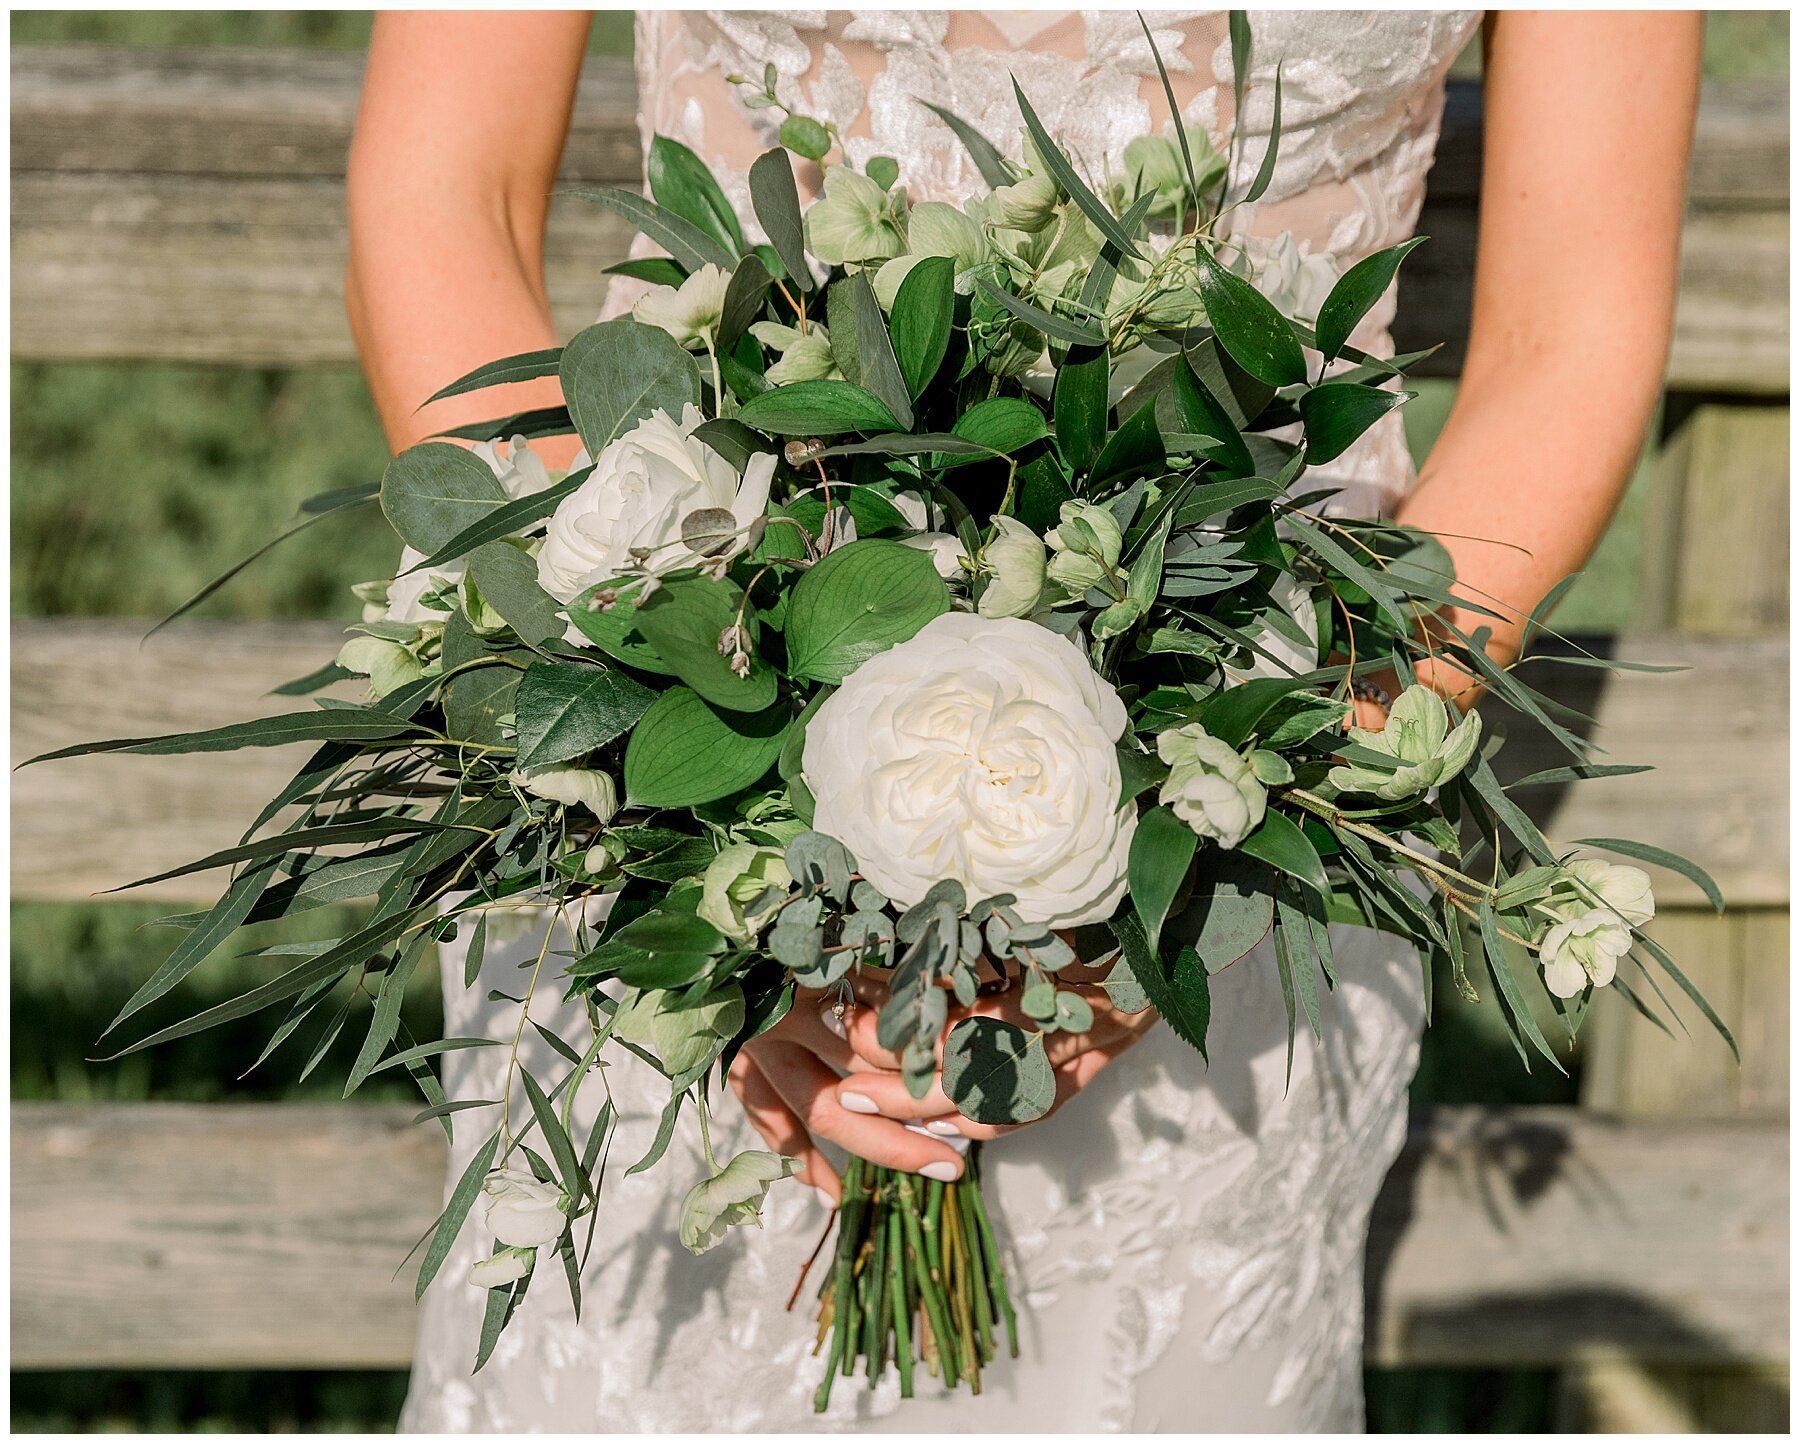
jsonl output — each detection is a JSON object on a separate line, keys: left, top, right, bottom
{"left": 698, "top": 843, "right": 794, "bottom": 942}
{"left": 976, "top": 515, "right": 1047, "bottom": 619}
{"left": 678, "top": 1150, "right": 797, "bottom": 1255}
{"left": 536, "top": 405, "right": 776, "bottom": 609}
{"left": 482, "top": 1167, "right": 568, "bottom": 1249}
{"left": 512, "top": 765, "right": 619, "bottom": 821}
{"left": 1157, "top": 723, "right": 1268, "bottom": 849}
{"left": 1539, "top": 907, "right": 1633, "bottom": 999}
{"left": 632, "top": 263, "right": 731, "bottom": 350}
{"left": 467, "top": 1247, "right": 534, "bottom": 1290}
{"left": 804, "top": 612, "right": 1134, "bottom": 927}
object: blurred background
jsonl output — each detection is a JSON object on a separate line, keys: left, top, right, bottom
{"left": 10, "top": 10, "right": 1788, "bottom": 1433}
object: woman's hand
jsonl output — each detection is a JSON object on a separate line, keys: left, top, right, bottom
{"left": 824, "top": 961, "right": 1160, "bottom": 1145}
{"left": 727, "top": 983, "right": 969, "bottom": 1204}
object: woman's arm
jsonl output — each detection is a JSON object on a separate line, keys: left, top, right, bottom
{"left": 346, "top": 10, "right": 593, "bottom": 467}
{"left": 1396, "top": 10, "right": 1701, "bottom": 703}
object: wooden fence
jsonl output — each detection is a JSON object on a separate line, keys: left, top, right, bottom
{"left": 9, "top": 44, "right": 1789, "bottom": 1413}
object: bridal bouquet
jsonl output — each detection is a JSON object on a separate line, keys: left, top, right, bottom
{"left": 35, "top": 24, "right": 1731, "bottom": 1408}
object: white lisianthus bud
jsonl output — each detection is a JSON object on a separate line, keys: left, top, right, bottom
{"left": 582, "top": 841, "right": 622, "bottom": 880}
{"left": 1157, "top": 723, "right": 1268, "bottom": 849}
{"left": 512, "top": 765, "right": 619, "bottom": 821}
{"left": 1538, "top": 908, "right": 1633, "bottom": 999}
{"left": 977, "top": 515, "right": 1048, "bottom": 619}
{"left": 902, "top": 531, "right": 968, "bottom": 581}
{"left": 804, "top": 613, "right": 1134, "bottom": 927}
{"left": 988, "top": 173, "right": 1058, "bottom": 232}
{"left": 467, "top": 1247, "right": 534, "bottom": 1290}
{"left": 1044, "top": 501, "right": 1123, "bottom": 596}
{"left": 336, "top": 635, "right": 425, "bottom": 699}
{"left": 678, "top": 1150, "right": 797, "bottom": 1255}
{"left": 697, "top": 843, "right": 794, "bottom": 942}
{"left": 481, "top": 1167, "right": 569, "bottom": 1249}
{"left": 803, "top": 167, "right": 904, "bottom": 265}
{"left": 632, "top": 263, "right": 731, "bottom": 350}
{"left": 1558, "top": 859, "right": 1656, "bottom": 929}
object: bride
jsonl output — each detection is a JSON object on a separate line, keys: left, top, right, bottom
{"left": 345, "top": 10, "right": 1698, "bottom": 1431}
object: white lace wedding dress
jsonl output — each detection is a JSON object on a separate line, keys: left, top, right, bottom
{"left": 400, "top": 10, "right": 1479, "bottom": 1432}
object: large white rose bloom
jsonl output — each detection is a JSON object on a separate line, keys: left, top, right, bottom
{"left": 803, "top": 613, "right": 1135, "bottom": 928}
{"left": 536, "top": 403, "right": 775, "bottom": 605}
{"left": 385, "top": 436, "right": 567, "bottom": 624}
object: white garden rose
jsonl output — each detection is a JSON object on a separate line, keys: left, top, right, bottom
{"left": 481, "top": 1167, "right": 568, "bottom": 1249}
{"left": 803, "top": 612, "right": 1135, "bottom": 927}
{"left": 383, "top": 435, "right": 565, "bottom": 624}
{"left": 1156, "top": 723, "right": 1267, "bottom": 848}
{"left": 1538, "top": 908, "right": 1632, "bottom": 999}
{"left": 536, "top": 404, "right": 776, "bottom": 606}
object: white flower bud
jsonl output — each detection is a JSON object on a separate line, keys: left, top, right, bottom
{"left": 481, "top": 1167, "right": 568, "bottom": 1249}
{"left": 977, "top": 515, "right": 1048, "bottom": 619}
{"left": 1157, "top": 724, "right": 1268, "bottom": 849}
{"left": 512, "top": 765, "right": 619, "bottom": 821}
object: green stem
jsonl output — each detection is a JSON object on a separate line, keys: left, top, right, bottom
{"left": 886, "top": 1206, "right": 915, "bottom": 1398}
{"left": 897, "top": 1173, "right": 958, "bottom": 1386}
{"left": 966, "top": 1162, "right": 1019, "bottom": 1358}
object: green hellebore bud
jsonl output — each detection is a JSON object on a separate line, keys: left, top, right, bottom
{"left": 1045, "top": 501, "right": 1124, "bottom": 596}
{"left": 1325, "top": 685, "right": 1483, "bottom": 801}
{"left": 905, "top": 200, "right": 984, "bottom": 271}
{"left": 678, "top": 1150, "right": 797, "bottom": 1255}
{"left": 697, "top": 842, "right": 793, "bottom": 942}
{"left": 803, "top": 167, "right": 905, "bottom": 265}
{"left": 336, "top": 635, "right": 425, "bottom": 699}
{"left": 613, "top": 983, "right": 746, "bottom": 1077}
{"left": 976, "top": 515, "right": 1048, "bottom": 619}
{"left": 1156, "top": 723, "right": 1267, "bottom": 848}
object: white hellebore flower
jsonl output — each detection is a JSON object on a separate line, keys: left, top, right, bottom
{"left": 1044, "top": 500, "right": 1123, "bottom": 597}
{"left": 1245, "top": 231, "right": 1340, "bottom": 324}
{"left": 1560, "top": 859, "right": 1656, "bottom": 928}
{"left": 384, "top": 435, "right": 563, "bottom": 624}
{"left": 1539, "top": 909, "right": 1633, "bottom": 999}
{"left": 336, "top": 634, "right": 425, "bottom": 699}
{"left": 537, "top": 404, "right": 776, "bottom": 605}
{"left": 482, "top": 1167, "right": 569, "bottom": 1249}
{"left": 512, "top": 765, "right": 619, "bottom": 821}
{"left": 678, "top": 1150, "right": 797, "bottom": 1255}
{"left": 698, "top": 843, "right": 793, "bottom": 942}
{"left": 1157, "top": 723, "right": 1267, "bottom": 849}
{"left": 804, "top": 612, "right": 1136, "bottom": 927}
{"left": 976, "top": 515, "right": 1048, "bottom": 619}
{"left": 467, "top": 1247, "right": 534, "bottom": 1290}
{"left": 748, "top": 320, "right": 842, "bottom": 385}
{"left": 631, "top": 263, "right": 731, "bottom": 350}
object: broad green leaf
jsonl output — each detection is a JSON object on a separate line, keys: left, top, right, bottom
{"left": 559, "top": 320, "right": 702, "bottom": 457}
{"left": 514, "top": 661, "right": 656, "bottom": 768}
{"left": 916, "top": 100, "right": 1012, "bottom": 189}
{"left": 1237, "top": 809, "right": 1327, "bottom": 894}
{"left": 648, "top": 135, "right": 745, "bottom": 257}
{"left": 382, "top": 442, "right": 509, "bottom": 555}
{"left": 1011, "top": 79, "right": 1143, "bottom": 259}
{"left": 1194, "top": 247, "right": 1306, "bottom": 386}
{"left": 890, "top": 255, "right": 955, "bottom": 399}
{"left": 1054, "top": 347, "right": 1110, "bottom": 471}
{"left": 1197, "top": 674, "right": 1314, "bottom": 748}
{"left": 1171, "top": 354, "right": 1256, "bottom": 478}
{"left": 748, "top": 148, "right": 813, "bottom": 292}
{"left": 1129, "top": 805, "right": 1198, "bottom": 954}
{"left": 785, "top": 539, "right": 951, "bottom": 682}
{"left": 630, "top": 575, "right": 778, "bottom": 712}
{"left": 467, "top": 541, "right": 567, "bottom": 648}
{"left": 717, "top": 251, "right": 773, "bottom": 355}
{"left": 1162, "top": 853, "right": 1276, "bottom": 972}
{"left": 847, "top": 270, "right": 915, "bottom": 428}
{"left": 25, "top": 707, "right": 415, "bottom": 765}
{"left": 942, "top": 1017, "right": 1055, "bottom": 1125}
{"left": 440, "top": 613, "right": 526, "bottom": 745}
{"left": 1091, "top": 399, "right": 1165, "bottom": 487}
{"left": 564, "top": 186, "right": 735, "bottom": 272}
{"left": 1185, "top": 335, "right": 1277, "bottom": 431}
{"left": 605, "top": 256, "right": 687, "bottom": 287}
{"left": 568, "top": 583, "right": 678, "bottom": 674}
{"left": 1110, "top": 911, "right": 1210, "bottom": 1059}
{"left": 948, "top": 396, "right": 1049, "bottom": 461}
{"left": 400, "top": 463, "right": 585, "bottom": 575}
{"left": 735, "top": 380, "right": 900, "bottom": 436}
{"left": 1314, "top": 237, "right": 1427, "bottom": 363}
{"left": 425, "top": 348, "right": 562, "bottom": 406}
{"left": 624, "top": 688, "right": 790, "bottom": 807}
{"left": 1300, "top": 382, "right": 1411, "bottom": 465}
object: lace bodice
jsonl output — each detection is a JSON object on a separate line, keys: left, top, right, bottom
{"left": 627, "top": 9, "right": 1480, "bottom": 513}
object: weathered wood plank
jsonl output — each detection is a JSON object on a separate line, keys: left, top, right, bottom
{"left": 10, "top": 49, "right": 1788, "bottom": 390}
{"left": 14, "top": 621, "right": 1783, "bottom": 906}
{"left": 11, "top": 1101, "right": 1785, "bottom": 1370}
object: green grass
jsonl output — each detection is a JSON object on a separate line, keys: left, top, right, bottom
{"left": 11, "top": 8, "right": 634, "bottom": 54}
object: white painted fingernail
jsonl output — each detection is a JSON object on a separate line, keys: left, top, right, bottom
{"left": 839, "top": 1091, "right": 880, "bottom": 1114}
{"left": 819, "top": 1004, "right": 847, "bottom": 1040}
{"left": 925, "top": 1119, "right": 964, "bottom": 1137}
{"left": 920, "top": 1160, "right": 962, "bottom": 1183}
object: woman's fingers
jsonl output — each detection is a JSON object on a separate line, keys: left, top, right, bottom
{"left": 726, "top": 1050, "right": 840, "bottom": 1205}
{"left": 749, "top": 1037, "right": 968, "bottom": 1182}
{"left": 832, "top": 1068, "right": 961, "bottom": 1125}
